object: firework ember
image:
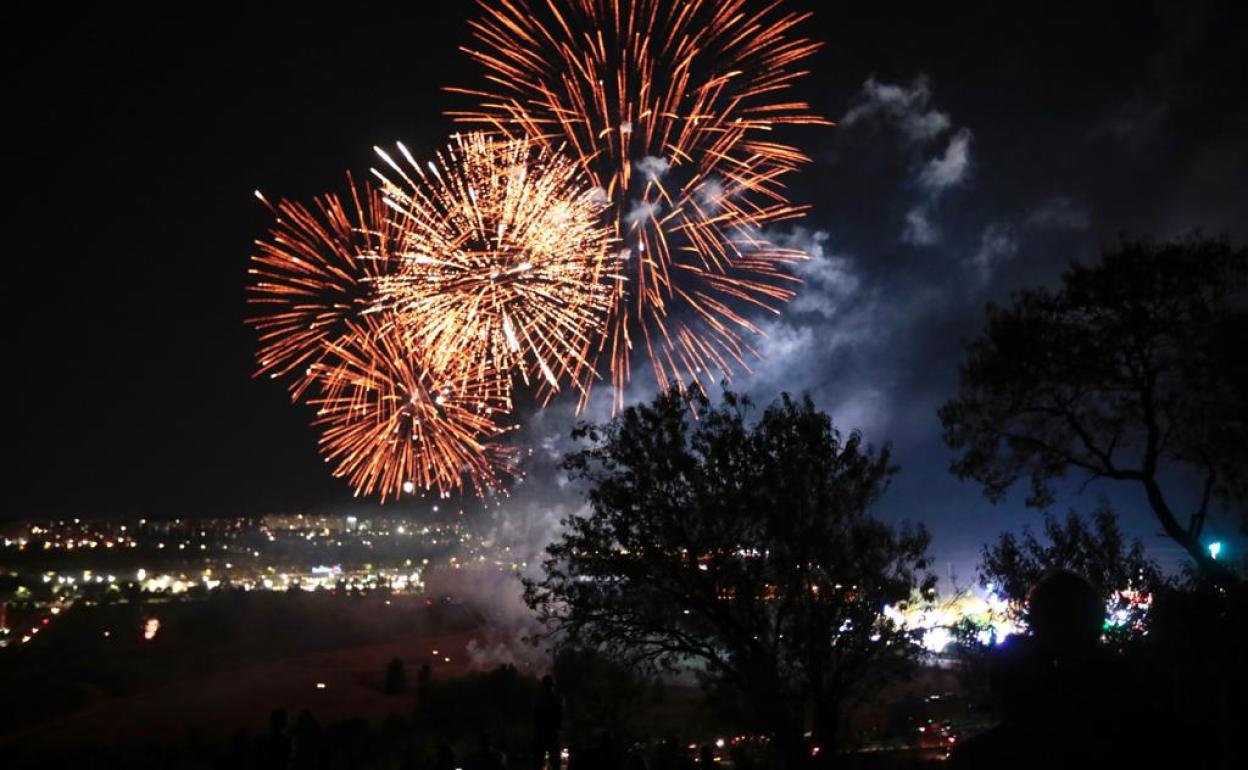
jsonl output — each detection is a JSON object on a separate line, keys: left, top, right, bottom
{"left": 448, "top": 0, "right": 830, "bottom": 407}
{"left": 370, "top": 132, "right": 617, "bottom": 399}
{"left": 310, "top": 315, "right": 515, "bottom": 502}
{"left": 247, "top": 176, "right": 400, "bottom": 400}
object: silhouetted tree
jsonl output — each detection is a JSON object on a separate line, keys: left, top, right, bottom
{"left": 552, "top": 646, "right": 649, "bottom": 744}
{"left": 939, "top": 235, "right": 1247, "bottom": 578}
{"left": 961, "top": 507, "right": 1247, "bottom": 768}
{"left": 979, "top": 504, "right": 1162, "bottom": 606}
{"left": 957, "top": 505, "right": 1162, "bottom": 681}
{"left": 525, "top": 387, "right": 933, "bottom": 758}
{"left": 419, "top": 665, "right": 540, "bottom": 743}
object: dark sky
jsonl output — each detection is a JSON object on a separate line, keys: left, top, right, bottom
{"left": 5, "top": 2, "right": 1246, "bottom": 577}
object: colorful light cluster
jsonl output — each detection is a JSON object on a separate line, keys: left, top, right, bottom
{"left": 887, "top": 584, "right": 1159, "bottom": 654}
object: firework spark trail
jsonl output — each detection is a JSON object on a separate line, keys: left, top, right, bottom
{"left": 248, "top": 175, "right": 518, "bottom": 500}
{"left": 247, "top": 175, "right": 398, "bottom": 400}
{"left": 447, "top": 0, "right": 830, "bottom": 409}
{"left": 369, "top": 132, "right": 618, "bottom": 402}
{"left": 310, "top": 315, "right": 517, "bottom": 502}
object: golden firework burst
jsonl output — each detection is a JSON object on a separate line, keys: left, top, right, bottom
{"left": 448, "top": 0, "right": 830, "bottom": 408}
{"left": 310, "top": 315, "right": 515, "bottom": 502}
{"left": 247, "top": 175, "right": 397, "bottom": 400}
{"left": 370, "top": 132, "right": 617, "bottom": 400}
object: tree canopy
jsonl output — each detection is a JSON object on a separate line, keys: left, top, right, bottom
{"left": 524, "top": 387, "right": 933, "bottom": 752}
{"left": 979, "top": 503, "right": 1162, "bottom": 607}
{"left": 940, "top": 235, "right": 1247, "bottom": 577}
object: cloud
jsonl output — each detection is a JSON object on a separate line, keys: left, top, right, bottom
{"left": 841, "top": 76, "right": 972, "bottom": 248}
{"left": 902, "top": 206, "right": 940, "bottom": 246}
{"left": 959, "top": 196, "right": 1087, "bottom": 285}
{"left": 753, "top": 322, "right": 818, "bottom": 369}
{"left": 424, "top": 493, "right": 591, "bottom": 672}
{"left": 1025, "top": 196, "right": 1091, "bottom": 229}
{"left": 697, "top": 177, "right": 727, "bottom": 210}
{"left": 918, "top": 129, "right": 973, "bottom": 192}
{"left": 773, "top": 228, "right": 860, "bottom": 319}
{"left": 738, "top": 228, "right": 888, "bottom": 410}
{"left": 827, "top": 387, "right": 889, "bottom": 438}
{"left": 792, "top": 260, "right": 858, "bottom": 318}
{"left": 900, "top": 128, "right": 974, "bottom": 246}
{"left": 967, "top": 223, "right": 1019, "bottom": 281}
{"left": 634, "top": 155, "right": 670, "bottom": 181}
{"left": 742, "top": 315, "right": 892, "bottom": 437}
{"left": 1090, "top": 6, "right": 1200, "bottom": 150}
{"left": 624, "top": 199, "right": 661, "bottom": 226}
{"left": 842, "top": 76, "right": 952, "bottom": 144}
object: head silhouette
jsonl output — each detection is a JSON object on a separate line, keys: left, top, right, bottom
{"left": 1026, "top": 570, "right": 1102, "bottom": 655}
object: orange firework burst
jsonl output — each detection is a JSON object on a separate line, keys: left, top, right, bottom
{"left": 370, "top": 132, "right": 617, "bottom": 399}
{"left": 448, "top": 0, "right": 830, "bottom": 408}
{"left": 247, "top": 175, "right": 397, "bottom": 400}
{"left": 310, "top": 316, "right": 516, "bottom": 502}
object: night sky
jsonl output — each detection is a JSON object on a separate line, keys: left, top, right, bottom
{"left": 6, "top": 2, "right": 1246, "bottom": 579}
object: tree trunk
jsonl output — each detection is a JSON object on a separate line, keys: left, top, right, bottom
{"left": 1142, "top": 477, "right": 1235, "bottom": 583}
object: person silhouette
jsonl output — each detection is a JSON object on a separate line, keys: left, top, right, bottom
{"left": 534, "top": 674, "right": 564, "bottom": 770}
{"left": 1027, "top": 569, "right": 1102, "bottom": 657}
{"left": 258, "top": 707, "right": 291, "bottom": 769}
{"left": 950, "top": 570, "right": 1157, "bottom": 769}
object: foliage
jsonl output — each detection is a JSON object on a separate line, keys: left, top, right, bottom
{"left": 550, "top": 646, "right": 651, "bottom": 744}
{"left": 978, "top": 503, "right": 1162, "bottom": 605}
{"left": 973, "top": 504, "right": 1164, "bottom": 660}
{"left": 524, "top": 387, "right": 933, "bottom": 751}
{"left": 417, "top": 663, "right": 537, "bottom": 747}
{"left": 940, "top": 235, "right": 1248, "bottom": 576}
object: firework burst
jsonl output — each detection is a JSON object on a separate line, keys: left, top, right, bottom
{"left": 247, "top": 0, "right": 828, "bottom": 500}
{"left": 310, "top": 315, "right": 516, "bottom": 501}
{"left": 247, "top": 175, "right": 397, "bottom": 400}
{"left": 448, "top": 0, "right": 830, "bottom": 408}
{"left": 370, "top": 132, "right": 617, "bottom": 400}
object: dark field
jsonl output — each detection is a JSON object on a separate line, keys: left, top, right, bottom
{"left": 1, "top": 592, "right": 484, "bottom": 748}
{"left": 1, "top": 592, "right": 961, "bottom": 768}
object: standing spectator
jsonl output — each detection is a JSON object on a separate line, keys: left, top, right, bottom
{"left": 534, "top": 674, "right": 564, "bottom": 769}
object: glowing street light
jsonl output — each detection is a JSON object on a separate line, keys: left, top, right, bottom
{"left": 1208, "top": 542, "right": 1222, "bottom": 560}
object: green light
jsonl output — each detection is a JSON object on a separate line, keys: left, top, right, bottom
{"left": 1208, "top": 542, "right": 1222, "bottom": 560}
